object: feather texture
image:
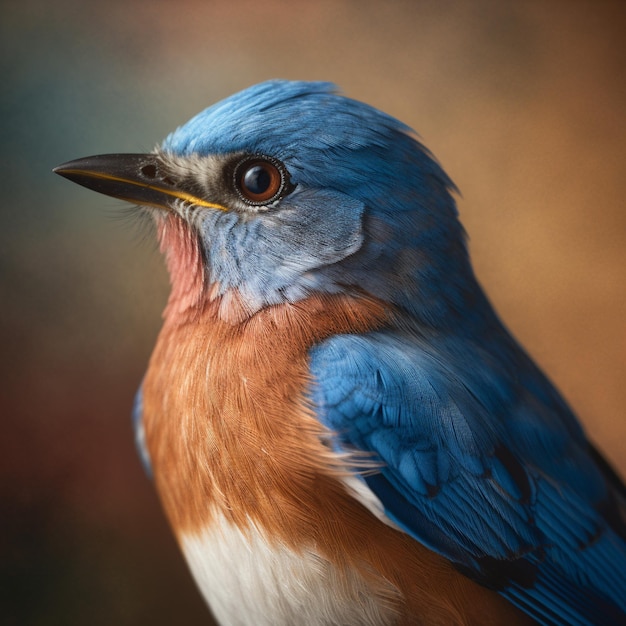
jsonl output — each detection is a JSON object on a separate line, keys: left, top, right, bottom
{"left": 141, "top": 271, "right": 532, "bottom": 624}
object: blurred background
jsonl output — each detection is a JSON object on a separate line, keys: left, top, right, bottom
{"left": 2, "top": 1, "right": 625, "bottom": 624}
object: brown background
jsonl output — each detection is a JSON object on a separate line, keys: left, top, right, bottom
{"left": 2, "top": 1, "right": 624, "bottom": 624}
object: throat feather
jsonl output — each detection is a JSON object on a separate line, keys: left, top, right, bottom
{"left": 157, "top": 214, "right": 206, "bottom": 319}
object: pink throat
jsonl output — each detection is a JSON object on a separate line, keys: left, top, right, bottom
{"left": 157, "top": 214, "right": 206, "bottom": 320}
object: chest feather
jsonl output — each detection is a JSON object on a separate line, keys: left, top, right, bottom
{"left": 141, "top": 293, "right": 389, "bottom": 534}
{"left": 140, "top": 294, "right": 529, "bottom": 626}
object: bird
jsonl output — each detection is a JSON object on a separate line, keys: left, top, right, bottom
{"left": 54, "top": 80, "right": 626, "bottom": 626}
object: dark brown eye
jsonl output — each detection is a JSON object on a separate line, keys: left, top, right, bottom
{"left": 235, "top": 157, "right": 286, "bottom": 205}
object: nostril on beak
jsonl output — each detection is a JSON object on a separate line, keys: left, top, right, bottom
{"left": 141, "top": 163, "right": 158, "bottom": 179}
{"left": 140, "top": 163, "right": 178, "bottom": 187}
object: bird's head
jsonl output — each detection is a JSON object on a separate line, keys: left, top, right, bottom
{"left": 55, "top": 80, "right": 472, "bottom": 325}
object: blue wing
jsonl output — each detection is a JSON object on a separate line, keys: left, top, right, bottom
{"left": 132, "top": 382, "right": 152, "bottom": 476}
{"left": 309, "top": 326, "right": 626, "bottom": 626}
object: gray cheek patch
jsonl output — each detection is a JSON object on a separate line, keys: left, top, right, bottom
{"left": 198, "top": 188, "right": 364, "bottom": 309}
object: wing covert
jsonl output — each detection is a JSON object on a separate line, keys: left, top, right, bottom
{"left": 309, "top": 330, "right": 626, "bottom": 625}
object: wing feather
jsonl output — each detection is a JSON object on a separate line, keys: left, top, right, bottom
{"left": 309, "top": 329, "right": 626, "bottom": 625}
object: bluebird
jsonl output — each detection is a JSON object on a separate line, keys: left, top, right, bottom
{"left": 55, "top": 81, "right": 626, "bottom": 626}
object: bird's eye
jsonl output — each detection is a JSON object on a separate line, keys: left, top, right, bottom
{"left": 234, "top": 157, "right": 288, "bottom": 205}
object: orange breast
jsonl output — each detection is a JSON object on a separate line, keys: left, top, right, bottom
{"left": 141, "top": 292, "right": 533, "bottom": 625}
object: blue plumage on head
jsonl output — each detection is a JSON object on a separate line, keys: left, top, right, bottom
{"left": 163, "top": 80, "right": 471, "bottom": 325}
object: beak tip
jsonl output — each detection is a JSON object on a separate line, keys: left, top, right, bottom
{"left": 53, "top": 160, "right": 80, "bottom": 178}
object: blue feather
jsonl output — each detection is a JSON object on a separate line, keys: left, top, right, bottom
{"left": 131, "top": 383, "right": 151, "bottom": 476}
{"left": 310, "top": 323, "right": 626, "bottom": 624}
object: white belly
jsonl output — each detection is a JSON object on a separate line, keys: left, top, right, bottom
{"left": 180, "top": 511, "right": 399, "bottom": 626}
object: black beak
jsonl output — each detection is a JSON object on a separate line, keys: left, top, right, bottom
{"left": 53, "top": 153, "right": 227, "bottom": 212}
